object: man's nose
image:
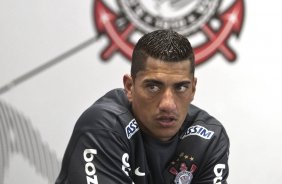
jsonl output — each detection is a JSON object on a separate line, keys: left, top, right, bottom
{"left": 159, "top": 89, "right": 177, "bottom": 112}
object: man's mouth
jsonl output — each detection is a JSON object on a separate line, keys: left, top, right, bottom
{"left": 156, "top": 116, "right": 177, "bottom": 127}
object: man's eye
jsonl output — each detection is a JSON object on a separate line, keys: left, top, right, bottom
{"left": 147, "top": 85, "right": 160, "bottom": 92}
{"left": 176, "top": 85, "right": 188, "bottom": 92}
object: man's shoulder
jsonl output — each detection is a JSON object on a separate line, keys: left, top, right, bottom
{"left": 74, "top": 89, "right": 134, "bottom": 134}
{"left": 188, "top": 104, "right": 225, "bottom": 128}
{"left": 182, "top": 104, "right": 229, "bottom": 140}
{"left": 91, "top": 88, "right": 130, "bottom": 116}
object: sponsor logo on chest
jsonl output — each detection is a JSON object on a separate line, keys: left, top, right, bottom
{"left": 182, "top": 125, "right": 214, "bottom": 140}
{"left": 125, "top": 119, "right": 139, "bottom": 139}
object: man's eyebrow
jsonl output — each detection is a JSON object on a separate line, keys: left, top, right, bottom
{"left": 175, "top": 81, "right": 191, "bottom": 86}
{"left": 143, "top": 79, "right": 191, "bottom": 86}
{"left": 143, "top": 79, "right": 164, "bottom": 85}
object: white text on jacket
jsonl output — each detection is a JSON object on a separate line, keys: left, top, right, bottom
{"left": 181, "top": 125, "right": 214, "bottom": 139}
{"left": 125, "top": 119, "right": 139, "bottom": 139}
{"left": 213, "top": 164, "right": 226, "bottom": 184}
{"left": 84, "top": 149, "right": 98, "bottom": 184}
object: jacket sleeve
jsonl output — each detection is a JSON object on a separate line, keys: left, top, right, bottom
{"left": 193, "top": 127, "right": 230, "bottom": 184}
{"left": 55, "top": 108, "right": 134, "bottom": 184}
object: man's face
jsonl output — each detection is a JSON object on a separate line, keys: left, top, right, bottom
{"left": 124, "top": 57, "right": 197, "bottom": 141}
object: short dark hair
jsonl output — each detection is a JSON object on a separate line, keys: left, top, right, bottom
{"left": 131, "top": 29, "right": 195, "bottom": 79}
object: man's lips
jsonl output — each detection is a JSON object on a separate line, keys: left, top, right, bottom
{"left": 156, "top": 115, "right": 177, "bottom": 127}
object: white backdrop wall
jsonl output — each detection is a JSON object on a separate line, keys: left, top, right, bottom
{"left": 0, "top": 0, "right": 282, "bottom": 183}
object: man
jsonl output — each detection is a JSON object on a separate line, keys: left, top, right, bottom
{"left": 55, "top": 29, "right": 229, "bottom": 184}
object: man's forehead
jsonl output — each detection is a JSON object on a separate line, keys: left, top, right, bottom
{"left": 136, "top": 69, "right": 193, "bottom": 84}
{"left": 139, "top": 60, "right": 191, "bottom": 76}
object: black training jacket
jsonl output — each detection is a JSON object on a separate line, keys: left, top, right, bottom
{"left": 55, "top": 88, "right": 229, "bottom": 184}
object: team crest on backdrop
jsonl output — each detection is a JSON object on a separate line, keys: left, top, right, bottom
{"left": 93, "top": 0, "right": 245, "bottom": 65}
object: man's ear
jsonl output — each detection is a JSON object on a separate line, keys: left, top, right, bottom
{"left": 123, "top": 74, "right": 133, "bottom": 102}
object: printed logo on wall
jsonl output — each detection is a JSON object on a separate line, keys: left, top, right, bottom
{"left": 93, "top": 0, "right": 245, "bottom": 65}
